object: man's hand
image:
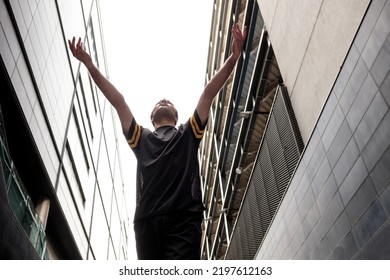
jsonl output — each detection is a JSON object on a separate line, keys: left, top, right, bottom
{"left": 68, "top": 37, "right": 92, "bottom": 66}
{"left": 231, "top": 24, "right": 247, "bottom": 60}
{"left": 68, "top": 36, "right": 133, "bottom": 134}
{"left": 196, "top": 23, "right": 247, "bottom": 124}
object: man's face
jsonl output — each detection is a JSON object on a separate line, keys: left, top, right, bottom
{"left": 151, "top": 99, "right": 178, "bottom": 126}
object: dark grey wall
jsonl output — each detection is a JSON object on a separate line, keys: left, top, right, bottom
{"left": 256, "top": 0, "right": 390, "bottom": 260}
{"left": 0, "top": 152, "right": 39, "bottom": 260}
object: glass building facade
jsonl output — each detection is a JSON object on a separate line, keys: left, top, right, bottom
{"left": 200, "top": 0, "right": 390, "bottom": 260}
{"left": 0, "top": 0, "right": 131, "bottom": 259}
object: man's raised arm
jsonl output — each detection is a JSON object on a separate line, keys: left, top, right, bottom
{"left": 68, "top": 37, "right": 133, "bottom": 134}
{"left": 196, "top": 24, "right": 247, "bottom": 125}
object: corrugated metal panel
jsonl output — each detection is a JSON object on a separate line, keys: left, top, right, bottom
{"left": 226, "top": 85, "right": 304, "bottom": 259}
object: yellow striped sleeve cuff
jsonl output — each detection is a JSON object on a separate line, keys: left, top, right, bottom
{"left": 190, "top": 114, "right": 205, "bottom": 139}
{"left": 127, "top": 122, "right": 141, "bottom": 149}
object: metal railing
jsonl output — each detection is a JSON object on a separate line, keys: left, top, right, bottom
{"left": 0, "top": 108, "right": 48, "bottom": 259}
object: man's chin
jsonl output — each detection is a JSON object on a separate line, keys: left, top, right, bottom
{"left": 153, "top": 108, "right": 176, "bottom": 124}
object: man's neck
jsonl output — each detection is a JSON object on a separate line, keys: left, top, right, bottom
{"left": 153, "top": 121, "right": 176, "bottom": 130}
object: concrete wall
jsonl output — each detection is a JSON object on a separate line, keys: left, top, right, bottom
{"left": 257, "top": 0, "right": 370, "bottom": 142}
{"left": 256, "top": 0, "right": 390, "bottom": 259}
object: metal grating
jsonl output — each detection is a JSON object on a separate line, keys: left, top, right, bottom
{"left": 226, "top": 85, "right": 304, "bottom": 259}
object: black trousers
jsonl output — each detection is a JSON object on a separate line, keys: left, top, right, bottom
{"left": 134, "top": 212, "right": 203, "bottom": 260}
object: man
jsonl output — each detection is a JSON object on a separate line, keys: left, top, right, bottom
{"left": 68, "top": 24, "right": 246, "bottom": 259}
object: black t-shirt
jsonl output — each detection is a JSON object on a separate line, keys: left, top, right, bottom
{"left": 125, "top": 111, "right": 206, "bottom": 222}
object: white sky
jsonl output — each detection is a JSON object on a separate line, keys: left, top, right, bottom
{"left": 98, "top": 0, "right": 213, "bottom": 260}
{"left": 100, "top": 0, "right": 213, "bottom": 128}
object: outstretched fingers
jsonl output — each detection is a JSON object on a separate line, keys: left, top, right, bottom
{"left": 68, "top": 37, "right": 74, "bottom": 51}
{"left": 76, "top": 37, "right": 82, "bottom": 50}
{"left": 231, "top": 24, "right": 247, "bottom": 57}
{"left": 231, "top": 24, "right": 239, "bottom": 38}
{"left": 232, "top": 24, "right": 247, "bottom": 43}
{"left": 68, "top": 37, "right": 87, "bottom": 61}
